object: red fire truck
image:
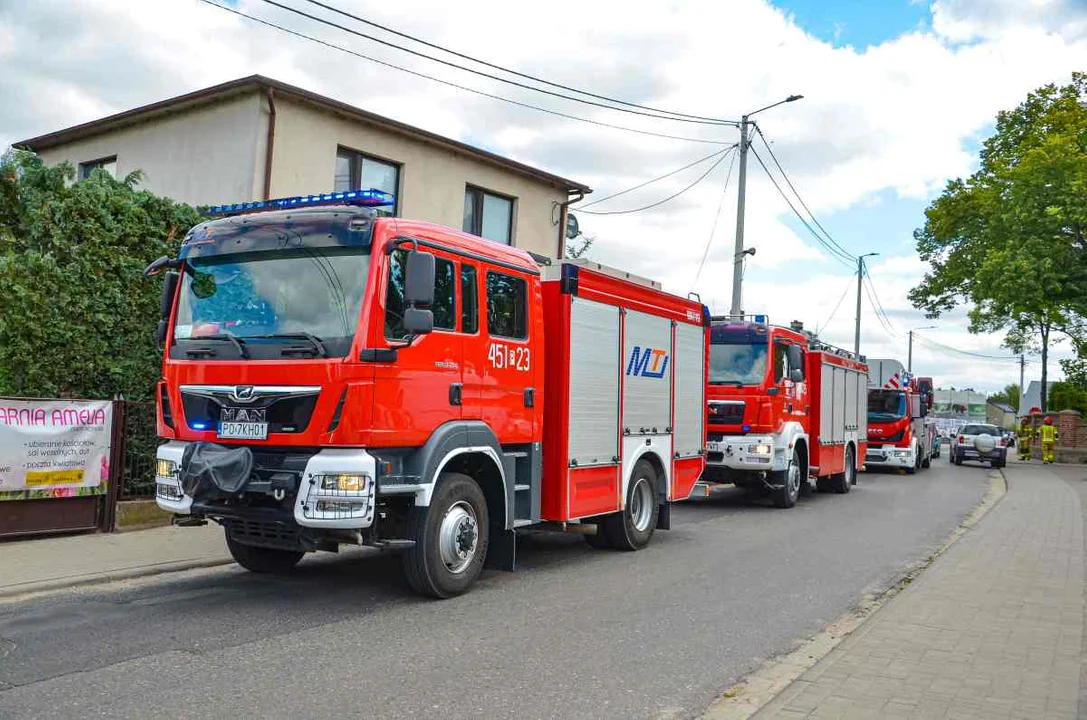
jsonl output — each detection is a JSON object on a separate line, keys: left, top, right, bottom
{"left": 146, "top": 191, "right": 708, "bottom": 598}
{"left": 696, "top": 317, "right": 868, "bottom": 508}
{"left": 864, "top": 359, "right": 934, "bottom": 473}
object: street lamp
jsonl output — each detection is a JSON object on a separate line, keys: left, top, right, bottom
{"left": 729, "top": 95, "right": 804, "bottom": 318}
{"left": 854, "top": 253, "right": 879, "bottom": 355}
{"left": 907, "top": 325, "right": 936, "bottom": 373}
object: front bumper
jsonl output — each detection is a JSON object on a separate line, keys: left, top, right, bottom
{"left": 154, "top": 441, "right": 377, "bottom": 530}
{"left": 956, "top": 447, "right": 1007, "bottom": 462}
{"left": 865, "top": 446, "right": 914, "bottom": 468}
{"left": 705, "top": 435, "right": 779, "bottom": 472}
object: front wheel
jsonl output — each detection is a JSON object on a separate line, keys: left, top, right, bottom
{"left": 225, "top": 530, "right": 304, "bottom": 574}
{"left": 905, "top": 445, "right": 919, "bottom": 475}
{"left": 403, "top": 472, "right": 489, "bottom": 599}
{"left": 771, "top": 449, "right": 801, "bottom": 508}
{"left": 833, "top": 446, "right": 855, "bottom": 494}
{"left": 603, "top": 459, "right": 660, "bottom": 551}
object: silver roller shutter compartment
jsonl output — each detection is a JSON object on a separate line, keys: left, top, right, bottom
{"left": 672, "top": 322, "right": 704, "bottom": 458}
{"left": 622, "top": 310, "right": 673, "bottom": 434}
{"left": 567, "top": 298, "right": 621, "bottom": 466}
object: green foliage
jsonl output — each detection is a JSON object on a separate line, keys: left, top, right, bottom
{"left": 1061, "top": 356, "right": 1087, "bottom": 387}
{"left": 565, "top": 235, "right": 594, "bottom": 259}
{"left": 1050, "top": 381, "right": 1087, "bottom": 415}
{"left": 909, "top": 73, "right": 1087, "bottom": 412}
{"left": 987, "top": 383, "right": 1021, "bottom": 411}
{"left": 0, "top": 150, "right": 202, "bottom": 401}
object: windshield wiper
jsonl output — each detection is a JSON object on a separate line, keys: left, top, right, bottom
{"left": 198, "top": 332, "right": 250, "bottom": 359}
{"left": 709, "top": 380, "right": 746, "bottom": 386}
{"left": 258, "top": 333, "right": 328, "bottom": 358}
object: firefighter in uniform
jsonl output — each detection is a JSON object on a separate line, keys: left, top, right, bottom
{"left": 1017, "top": 418, "right": 1034, "bottom": 461}
{"left": 1038, "top": 417, "right": 1059, "bottom": 464}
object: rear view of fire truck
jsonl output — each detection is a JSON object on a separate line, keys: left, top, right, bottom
{"left": 148, "top": 192, "right": 706, "bottom": 598}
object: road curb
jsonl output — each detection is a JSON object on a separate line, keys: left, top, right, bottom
{"left": 0, "top": 557, "right": 234, "bottom": 601}
{"left": 701, "top": 469, "right": 1008, "bottom": 720}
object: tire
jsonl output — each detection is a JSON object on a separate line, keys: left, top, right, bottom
{"left": 403, "top": 472, "right": 489, "bottom": 599}
{"left": 584, "top": 526, "right": 611, "bottom": 549}
{"left": 905, "top": 444, "right": 919, "bottom": 475}
{"left": 603, "top": 459, "right": 660, "bottom": 551}
{"left": 953, "top": 451, "right": 962, "bottom": 466}
{"left": 225, "top": 530, "right": 304, "bottom": 574}
{"left": 833, "top": 446, "right": 855, "bottom": 494}
{"left": 771, "top": 449, "right": 801, "bottom": 508}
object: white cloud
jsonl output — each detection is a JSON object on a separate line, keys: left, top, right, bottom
{"left": 1, "top": 0, "right": 1083, "bottom": 392}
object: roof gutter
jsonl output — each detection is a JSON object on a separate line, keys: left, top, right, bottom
{"left": 555, "top": 189, "right": 586, "bottom": 259}
{"left": 262, "top": 87, "right": 276, "bottom": 201}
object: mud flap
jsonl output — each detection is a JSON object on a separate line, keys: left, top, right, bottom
{"left": 656, "top": 502, "right": 671, "bottom": 530}
{"left": 485, "top": 527, "right": 516, "bottom": 571}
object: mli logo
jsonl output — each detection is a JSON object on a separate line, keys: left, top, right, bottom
{"left": 627, "top": 346, "right": 670, "bottom": 379}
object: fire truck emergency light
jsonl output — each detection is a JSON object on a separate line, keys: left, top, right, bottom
{"left": 205, "top": 188, "right": 395, "bottom": 216}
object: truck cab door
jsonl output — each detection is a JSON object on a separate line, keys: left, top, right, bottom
{"left": 370, "top": 247, "right": 464, "bottom": 447}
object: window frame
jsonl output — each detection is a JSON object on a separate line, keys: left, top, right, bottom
{"left": 460, "top": 262, "right": 479, "bottom": 335}
{"left": 463, "top": 185, "right": 515, "bottom": 245}
{"left": 79, "top": 155, "right": 117, "bottom": 180}
{"left": 485, "top": 270, "right": 528, "bottom": 341}
{"left": 383, "top": 249, "right": 457, "bottom": 339}
{"left": 772, "top": 340, "right": 805, "bottom": 383}
{"left": 334, "top": 146, "right": 401, "bottom": 216}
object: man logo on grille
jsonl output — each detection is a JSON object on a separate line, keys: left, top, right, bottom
{"left": 232, "top": 385, "right": 256, "bottom": 402}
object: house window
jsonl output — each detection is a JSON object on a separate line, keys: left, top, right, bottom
{"left": 79, "top": 156, "right": 117, "bottom": 180}
{"left": 334, "top": 147, "right": 400, "bottom": 216}
{"left": 486, "top": 271, "right": 527, "bottom": 339}
{"left": 463, "top": 186, "right": 514, "bottom": 245}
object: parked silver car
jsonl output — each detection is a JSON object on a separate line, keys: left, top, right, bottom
{"left": 951, "top": 424, "right": 1007, "bottom": 468}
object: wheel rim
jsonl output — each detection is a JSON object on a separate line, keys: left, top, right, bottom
{"left": 630, "top": 477, "right": 655, "bottom": 532}
{"left": 438, "top": 501, "right": 478, "bottom": 574}
{"left": 788, "top": 460, "right": 800, "bottom": 497}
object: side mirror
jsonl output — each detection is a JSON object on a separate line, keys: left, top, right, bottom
{"left": 786, "top": 345, "right": 803, "bottom": 372}
{"left": 161, "top": 271, "right": 179, "bottom": 319}
{"left": 404, "top": 249, "right": 435, "bottom": 307}
{"left": 144, "top": 255, "right": 174, "bottom": 277}
{"left": 156, "top": 319, "right": 168, "bottom": 351}
{"left": 789, "top": 368, "right": 804, "bottom": 383}
{"left": 910, "top": 394, "right": 923, "bottom": 419}
{"left": 403, "top": 307, "right": 434, "bottom": 335}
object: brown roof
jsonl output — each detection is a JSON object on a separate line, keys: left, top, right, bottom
{"left": 15, "top": 75, "right": 591, "bottom": 194}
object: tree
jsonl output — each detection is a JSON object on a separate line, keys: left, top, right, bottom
{"left": 0, "top": 150, "right": 202, "bottom": 400}
{"left": 1050, "top": 382, "right": 1087, "bottom": 415}
{"left": 909, "top": 73, "right": 1087, "bottom": 413}
{"left": 988, "top": 383, "right": 1021, "bottom": 411}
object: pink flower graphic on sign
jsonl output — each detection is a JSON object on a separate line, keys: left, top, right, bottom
{"left": 100, "top": 456, "right": 110, "bottom": 483}
{"left": 49, "top": 487, "right": 76, "bottom": 498}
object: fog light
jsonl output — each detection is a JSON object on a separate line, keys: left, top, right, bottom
{"left": 319, "top": 474, "right": 370, "bottom": 492}
{"left": 156, "top": 458, "right": 178, "bottom": 478}
{"left": 754, "top": 443, "right": 773, "bottom": 455}
{"left": 156, "top": 481, "right": 182, "bottom": 501}
{"left": 315, "top": 500, "right": 366, "bottom": 513}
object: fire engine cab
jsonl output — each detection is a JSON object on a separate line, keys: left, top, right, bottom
{"left": 696, "top": 317, "right": 868, "bottom": 508}
{"left": 146, "top": 191, "right": 708, "bottom": 598}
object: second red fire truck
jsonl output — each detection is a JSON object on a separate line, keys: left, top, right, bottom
{"left": 148, "top": 191, "right": 708, "bottom": 598}
{"left": 697, "top": 317, "right": 868, "bottom": 508}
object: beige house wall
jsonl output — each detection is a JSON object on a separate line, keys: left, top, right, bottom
{"left": 266, "top": 96, "right": 567, "bottom": 258}
{"left": 36, "top": 92, "right": 264, "bottom": 207}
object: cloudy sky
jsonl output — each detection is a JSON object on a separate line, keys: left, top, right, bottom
{"left": 2, "top": 0, "right": 1085, "bottom": 392}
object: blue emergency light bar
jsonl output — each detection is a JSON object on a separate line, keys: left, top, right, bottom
{"left": 205, "top": 188, "right": 395, "bottom": 216}
{"left": 753, "top": 314, "right": 767, "bottom": 324}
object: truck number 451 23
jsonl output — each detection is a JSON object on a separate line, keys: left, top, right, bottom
{"left": 488, "top": 342, "right": 530, "bottom": 372}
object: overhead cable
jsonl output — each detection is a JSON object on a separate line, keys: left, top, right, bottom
{"left": 579, "top": 146, "right": 736, "bottom": 216}
{"left": 753, "top": 126, "right": 856, "bottom": 262}
{"left": 580, "top": 146, "right": 734, "bottom": 210}
{"left": 299, "top": 0, "right": 737, "bottom": 126}
{"left": 913, "top": 333, "right": 1021, "bottom": 361}
{"left": 862, "top": 273, "right": 899, "bottom": 338}
{"left": 818, "top": 275, "right": 855, "bottom": 335}
{"left": 198, "top": 0, "right": 730, "bottom": 145}
{"left": 863, "top": 268, "right": 900, "bottom": 336}
{"left": 691, "top": 149, "right": 740, "bottom": 289}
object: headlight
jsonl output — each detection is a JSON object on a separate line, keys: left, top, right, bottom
{"left": 318, "top": 474, "right": 370, "bottom": 493}
{"left": 893, "top": 449, "right": 911, "bottom": 457}
{"left": 156, "top": 458, "right": 178, "bottom": 478}
{"left": 750, "top": 443, "right": 773, "bottom": 455}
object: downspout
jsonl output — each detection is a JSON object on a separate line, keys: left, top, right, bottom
{"left": 555, "top": 189, "right": 586, "bottom": 259}
{"left": 262, "top": 87, "right": 276, "bottom": 201}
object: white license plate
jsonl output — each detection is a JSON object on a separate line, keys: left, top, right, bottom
{"left": 218, "top": 421, "right": 268, "bottom": 440}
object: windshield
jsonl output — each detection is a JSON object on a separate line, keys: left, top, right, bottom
{"left": 173, "top": 247, "right": 369, "bottom": 358}
{"left": 962, "top": 425, "right": 1000, "bottom": 436}
{"left": 868, "top": 390, "right": 907, "bottom": 421}
{"left": 709, "top": 341, "right": 769, "bottom": 385}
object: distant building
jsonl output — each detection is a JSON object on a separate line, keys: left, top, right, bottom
{"left": 932, "top": 388, "right": 987, "bottom": 422}
{"left": 15, "top": 75, "right": 590, "bottom": 259}
{"left": 986, "top": 401, "right": 1017, "bottom": 429}
{"left": 1021, "top": 381, "right": 1056, "bottom": 414}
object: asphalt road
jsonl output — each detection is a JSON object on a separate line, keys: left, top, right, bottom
{"left": 0, "top": 459, "right": 989, "bottom": 719}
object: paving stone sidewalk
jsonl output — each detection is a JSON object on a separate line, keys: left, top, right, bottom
{"left": 755, "top": 463, "right": 1085, "bottom": 720}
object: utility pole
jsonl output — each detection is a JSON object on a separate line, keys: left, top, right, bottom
{"left": 1019, "top": 354, "right": 1026, "bottom": 416}
{"left": 854, "top": 253, "right": 879, "bottom": 356}
{"left": 728, "top": 115, "right": 750, "bottom": 318}
{"left": 727, "top": 94, "right": 804, "bottom": 319}
{"left": 907, "top": 325, "right": 935, "bottom": 373}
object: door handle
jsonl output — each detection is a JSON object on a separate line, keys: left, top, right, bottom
{"left": 524, "top": 387, "right": 535, "bottom": 408}
{"left": 449, "top": 383, "right": 463, "bottom": 406}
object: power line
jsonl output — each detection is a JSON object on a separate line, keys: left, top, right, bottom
{"left": 913, "top": 333, "right": 1021, "bottom": 361}
{"left": 691, "top": 149, "right": 740, "bottom": 289}
{"left": 863, "top": 268, "right": 899, "bottom": 335}
{"left": 818, "top": 274, "right": 855, "bottom": 335}
{"left": 261, "top": 0, "right": 736, "bottom": 128}
{"left": 579, "top": 147, "right": 735, "bottom": 216}
{"left": 198, "top": 0, "right": 730, "bottom": 145}
{"left": 748, "top": 146, "right": 855, "bottom": 268}
{"left": 862, "top": 273, "right": 899, "bottom": 338}
{"left": 753, "top": 126, "right": 856, "bottom": 262}
{"left": 299, "top": 0, "right": 737, "bottom": 126}
{"left": 580, "top": 147, "right": 733, "bottom": 210}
